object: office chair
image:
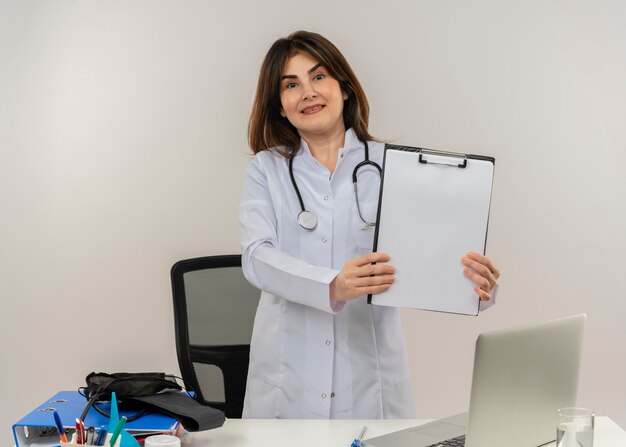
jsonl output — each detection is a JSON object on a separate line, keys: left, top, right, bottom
{"left": 171, "top": 255, "right": 260, "bottom": 418}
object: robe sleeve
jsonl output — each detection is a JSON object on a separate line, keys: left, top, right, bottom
{"left": 239, "top": 155, "right": 345, "bottom": 314}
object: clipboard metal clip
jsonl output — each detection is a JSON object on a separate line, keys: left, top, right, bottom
{"left": 418, "top": 149, "right": 467, "bottom": 168}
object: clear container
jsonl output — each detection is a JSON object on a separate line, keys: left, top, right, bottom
{"left": 557, "top": 407, "right": 594, "bottom": 447}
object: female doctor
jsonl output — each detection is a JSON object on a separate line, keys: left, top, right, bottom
{"left": 239, "top": 31, "right": 500, "bottom": 419}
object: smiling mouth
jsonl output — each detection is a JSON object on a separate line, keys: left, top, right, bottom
{"left": 301, "top": 105, "right": 324, "bottom": 114}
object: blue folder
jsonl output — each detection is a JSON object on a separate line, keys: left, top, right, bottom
{"left": 12, "top": 390, "right": 179, "bottom": 447}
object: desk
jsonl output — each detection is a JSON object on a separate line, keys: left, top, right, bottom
{"left": 183, "top": 417, "right": 626, "bottom": 447}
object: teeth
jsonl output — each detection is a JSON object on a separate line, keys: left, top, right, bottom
{"left": 303, "top": 105, "right": 322, "bottom": 113}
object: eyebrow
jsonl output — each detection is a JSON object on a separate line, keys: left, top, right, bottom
{"left": 307, "top": 63, "right": 322, "bottom": 74}
{"left": 281, "top": 63, "right": 323, "bottom": 80}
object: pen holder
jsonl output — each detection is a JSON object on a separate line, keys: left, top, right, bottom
{"left": 61, "top": 432, "right": 121, "bottom": 447}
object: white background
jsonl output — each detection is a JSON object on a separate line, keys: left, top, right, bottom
{"left": 1, "top": 1, "right": 625, "bottom": 444}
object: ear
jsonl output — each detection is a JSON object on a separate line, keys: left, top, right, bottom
{"left": 280, "top": 107, "right": 286, "bottom": 117}
{"left": 342, "top": 91, "right": 349, "bottom": 101}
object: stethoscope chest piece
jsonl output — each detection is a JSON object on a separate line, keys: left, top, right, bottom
{"left": 297, "top": 210, "right": 318, "bottom": 231}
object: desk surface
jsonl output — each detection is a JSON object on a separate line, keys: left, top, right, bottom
{"left": 182, "top": 416, "right": 626, "bottom": 447}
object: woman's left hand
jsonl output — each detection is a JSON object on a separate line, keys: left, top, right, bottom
{"left": 461, "top": 251, "right": 501, "bottom": 301}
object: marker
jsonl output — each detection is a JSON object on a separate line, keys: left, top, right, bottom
{"left": 351, "top": 425, "right": 367, "bottom": 447}
{"left": 109, "top": 416, "right": 127, "bottom": 447}
{"left": 86, "top": 426, "right": 96, "bottom": 445}
{"left": 95, "top": 429, "right": 107, "bottom": 446}
{"left": 75, "top": 418, "right": 85, "bottom": 444}
{"left": 53, "top": 410, "right": 68, "bottom": 443}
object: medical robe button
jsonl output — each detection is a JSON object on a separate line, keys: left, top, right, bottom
{"left": 325, "top": 340, "right": 331, "bottom": 345}
{"left": 322, "top": 237, "right": 327, "bottom": 243}
{"left": 324, "top": 195, "right": 329, "bottom": 201}
{"left": 321, "top": 393, "right": 327, "bottom": 399}
{"left": 331, "top": 392, "right": 336, "bottom": 398}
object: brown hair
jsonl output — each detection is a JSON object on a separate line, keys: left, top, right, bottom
{"left": 248, "top": 30, "right": 373, "bottom": 156}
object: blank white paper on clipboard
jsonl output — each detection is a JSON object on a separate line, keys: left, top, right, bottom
{"left": 368, "top": 145, "right": 495, "bottom": 315}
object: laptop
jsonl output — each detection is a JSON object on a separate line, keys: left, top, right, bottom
{"left": 363, "top": 314, "right": 586, "bottom": 447}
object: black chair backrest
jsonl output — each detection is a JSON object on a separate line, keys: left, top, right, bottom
{"left": 171, "top": 255, "right": 260, "bottom": 418}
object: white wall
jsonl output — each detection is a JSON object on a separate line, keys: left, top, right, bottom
{"left": 1, "top": 1, "right": 625, "bottom": 444}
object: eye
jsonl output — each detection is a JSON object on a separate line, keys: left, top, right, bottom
{"left": 313, "top": 73, "right": 326, "bottom": 81}
{"left": 285, "top": 81, "right": 298, "bottom": 89}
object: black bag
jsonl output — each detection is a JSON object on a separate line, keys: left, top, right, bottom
{"left": 84, "top": 372, "right": 182, "bottom": 399}
{"left": 80, "top": 372, "right": 225, "bottom": 432}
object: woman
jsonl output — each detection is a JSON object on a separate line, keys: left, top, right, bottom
{"left": 239, "top": 31, "right": 500, "bottom": 419}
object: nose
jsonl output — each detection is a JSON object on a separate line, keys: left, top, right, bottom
{"left": 302, "top": 80, "right": 317, "bottom": 100}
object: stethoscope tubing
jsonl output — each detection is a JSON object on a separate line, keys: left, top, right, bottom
{"left": 288, "top": 154, "right": 307, "bottom": 212}
{"left": 290, "top": 140, "right": 381, "bottom": 230}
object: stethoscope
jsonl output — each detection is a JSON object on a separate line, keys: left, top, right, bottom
{"left": 288, "top": 140, "right": 382, "bottom": 231}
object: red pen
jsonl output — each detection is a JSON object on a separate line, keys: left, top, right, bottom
{"left": 75, "top": 418, "right": 85, "bottom": 444}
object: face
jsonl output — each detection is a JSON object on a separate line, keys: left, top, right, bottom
{"left": 279, "top": 51, "right": 348, "bottom": 140}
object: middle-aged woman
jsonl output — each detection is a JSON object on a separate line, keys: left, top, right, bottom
{"left": 238, "top": 31, "right": 501, "bottom": 419}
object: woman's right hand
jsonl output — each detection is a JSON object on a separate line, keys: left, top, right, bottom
{"left": 330, "top": 252, "right": 395, "bottom": 301}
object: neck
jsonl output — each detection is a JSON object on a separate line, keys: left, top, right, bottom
{"left": 300, "top": 126, "right": 346, "bottom": 173}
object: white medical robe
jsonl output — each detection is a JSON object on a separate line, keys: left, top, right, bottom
{"left": 239, "top": 128, "right": 416, "bottom": 419}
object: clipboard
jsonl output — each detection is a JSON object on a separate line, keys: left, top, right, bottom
{"left": 367, "top": 144, "right": 495, "bottom": 315}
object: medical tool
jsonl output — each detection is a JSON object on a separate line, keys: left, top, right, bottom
{"left": 289, "top": 140, "right": 381, "bottom": 230}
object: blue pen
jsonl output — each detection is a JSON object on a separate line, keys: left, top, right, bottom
{"left": 95, "top": 429, "right": 108, "bottom": 446}
{"left": 53, "top": 410, "right": 68, "bottom": 443}
{"left": 351, "top": 425, "right": 367, "bottom": 447}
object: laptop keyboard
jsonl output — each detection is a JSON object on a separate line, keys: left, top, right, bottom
{"left": 426, "top": 435, "right": 466, "bottom": 447}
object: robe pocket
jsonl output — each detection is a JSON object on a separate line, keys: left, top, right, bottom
{"left": 354, "top": 200, "right": 378, "bottom": 253}
{"left": 248, "top": 295, "right": 283, "bottom": 386}
{"left": 356, "top": 226, "right": 376, "bottom": 253}
{"left": 242, "top": 375, "right": 280, "bottom": 418}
